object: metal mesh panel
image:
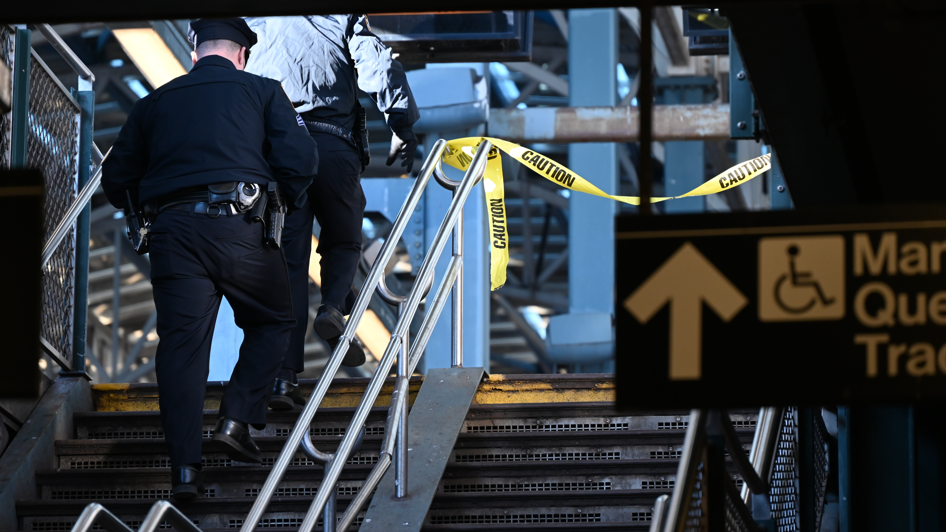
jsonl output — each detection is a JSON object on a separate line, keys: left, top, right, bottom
{"left": 682, "top": 462, "right": 706, "bottom": 532}
{"left": 770, "top": 407, "right": 799, "bottom": 531}
{"left": 28, "top": 51, "right": 79, "bottom": 368}
{"left": 812, "top": 412, "right": 831, "bottom": 532}
{"left": 724, "top": 477, "right": 757, "bottom": 532}
{"left": 0, "top": 25, "right": 13, "bottom": 169}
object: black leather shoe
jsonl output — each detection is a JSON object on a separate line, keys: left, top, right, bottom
{"left": 212, "top": 418, "right": 262, "bottom": 464}
{"left": 313, "top": 305, "right": 367, "bottom": 367}
{"left": 270, "top": 377, "right": 306, "bottom": 410}
{"left": 171, "top": 465, "right": 201, "bottom": 500}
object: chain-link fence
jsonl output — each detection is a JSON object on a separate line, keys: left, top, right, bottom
{"left": 0, "top": 25, "right": 14, "bottom": 169}
{"left": 28, "top": 51, "right": 80, "bottom": 368}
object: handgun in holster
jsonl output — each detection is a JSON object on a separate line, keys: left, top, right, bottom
{"left": 249, "top": 182, "right": 286, "bottom": 249}
{"left": 124, "top": 190, "right": 153, "bottom": 255}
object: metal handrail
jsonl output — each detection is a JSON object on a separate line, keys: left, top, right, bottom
{"left": 41, "top": 147, "right": 109, "bottom": 268}
{"left": 239, "top": 138, "right": 490, "bottom": 532}
{"left": 70, "top": 501, "right": 200, "bottom": 532}
{"left": 33, "top": 24, "right": 95, "bottom": 89}
{"left": 662, "top": 409, "right": 707, "bottom": 532}
{"left": 648, "top": 494, "right": 670, "bottom": 532}
{"left": 661, "top": 408, "right": 784, "bottom": 532}
{"left": 297, "top": 141, "right": 489, "bottom": 532}
{"left": 741, "top": 406, "right": 786, "bottom": 503}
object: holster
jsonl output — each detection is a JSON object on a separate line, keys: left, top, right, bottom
{"left": 125, "top": 190, "right": 154, "bottom": 255}
{"left": 251, "top": 182, "right": 286, "bottom": 249}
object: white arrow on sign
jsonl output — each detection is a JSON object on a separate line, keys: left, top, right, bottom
{"left": 624, "top": 242, "right": 748, "bottom": 381}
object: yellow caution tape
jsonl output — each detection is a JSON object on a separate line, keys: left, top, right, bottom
{"left": 442, "top": 137, "right": 772, "bottom": 290}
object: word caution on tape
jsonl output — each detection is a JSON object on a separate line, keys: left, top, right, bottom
{"left": 442, "top": 137, "right": 772, "bottom": 291}
{"left": 615, "top": 205, "right": 946, "bottom": 407}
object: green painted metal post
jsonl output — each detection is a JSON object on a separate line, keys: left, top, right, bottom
{"left": 63, "top": 88, "right": 93, "bottom": 377}
{"left": 10, "top": 28, "right": 30, "bottom": 168}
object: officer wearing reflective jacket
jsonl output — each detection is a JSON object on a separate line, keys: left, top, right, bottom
{"left": 244, "top": 16, "right": 420, "bottom": 408}
{"left": 101, "top": 18, "right": 318, "bottom": 500}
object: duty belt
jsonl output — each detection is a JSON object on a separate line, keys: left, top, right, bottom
{"left": 159, "top": 201, "right": 242, "bottom": 217}
{"left": 303, "top": 120, "right": 356, "bottom": 146}
{"left": 154, "top": 182, "right": 263, "bottom": 217}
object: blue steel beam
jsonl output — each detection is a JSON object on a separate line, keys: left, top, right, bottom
{"left": 548, "top": 9, "right": 618, "bottom": 372}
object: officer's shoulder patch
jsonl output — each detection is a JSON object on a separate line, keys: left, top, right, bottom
{"left": 296, "top": 115, "right": 305, "bottom": 127}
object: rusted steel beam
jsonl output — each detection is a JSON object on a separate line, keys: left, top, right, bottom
{"left": 488, "top": 104, "right": 730, "bottom": 143}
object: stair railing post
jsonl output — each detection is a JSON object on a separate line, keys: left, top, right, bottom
{"left": 433, "top": 157, "right": 470, "bottom": 369}
{"left": 378, "top": 257, "right": 434, "bottom": 501}
{"left": 451, "top": 189, "right": 463, "bottom": 368}
{"left": 323, "top": 484, "right": 336, "bottom": 532}
{"left": 396, "top": 300, "right": 409, "bottom": 498}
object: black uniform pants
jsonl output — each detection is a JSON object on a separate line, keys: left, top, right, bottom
{"left": 280, "top": 132, "right": 365, "bottom": 372}
{"left": 149, "top": 210, "right": 295, "bottom": 468}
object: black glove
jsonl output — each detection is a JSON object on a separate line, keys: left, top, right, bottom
{"left": 386, "top": 128, "right": 418, "bottom": 175}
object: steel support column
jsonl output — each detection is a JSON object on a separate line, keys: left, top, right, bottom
{"left": 547, "top": 9, "right": 618, "bottom": 372}
{"left": 657, "top": 77, "right": 716, "bottom": 214}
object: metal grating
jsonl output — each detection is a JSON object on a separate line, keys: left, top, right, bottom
{"left": 51, "top": 488, "right": 215, "bottom": 499}
{"left": 770, "top": 407, "right": 799, "bottom": 532}
{"left": 245, "top": 485, "right": 362, "bottom": 497}
{"left": 429, "top": 513, "right": 602, "bottom": 525}
{"left": 29, "top": 51, "right": 80, "bottom": 369}
{"left": 465, "top": 422, "right": 629, "bottom": 433}
{"left": 67, "top": 457, "right": 235, "bottom": 469}
{"left": 87, "top": 430, "right": 213, "bottom": 439}
{"left": 812, "top": 411, "right": 831, "bottom": 532}
{"left": 724, "top": 479, "right": 757, "bottom": 532}
{"left": 658, "top": 421, "right": 689, "bottom": 430}
{"left": 31, "top": 521, "right": 195, "bottom": 531}
{"left": 0, "top": 25, "right": 13, "bottom": 169}
{"left": 442, "top": 481, "right": 612, "bottom": 493}
{"left": 259, "top": 453, "right": 378, "bottom": 467}
{"left": 650, "top": 450, "right": 682, "bottom": 459}
{"left": 630, "top": 511, "right": 653, "bottom": 522}
{"left": 641, "top": 479, "right": 675, "bottom": 490}
{"left": 682, "top": 462, "right": 706, "bottom": 532}
{"left": 229, "top": 518, "right": 302, "bottom": 529}
{"left": 454, "top": 450, "right": 620, "bottom": 462}
{"left": 68, "top": 458, "right": 172, "bottom": 469}
{"left": 229, "top": 517, "right": 365, "bottom": 529}
{"left": 273, "top": 426, "right": 385, "bottom": 437}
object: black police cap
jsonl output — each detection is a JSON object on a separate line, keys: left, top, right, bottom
{"left": 187, "top": 18, "right": 258, "bottom": 50}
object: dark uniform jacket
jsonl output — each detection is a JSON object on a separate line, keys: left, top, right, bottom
{"left": 244, "top": 15, "right": 420, "bottom": 134}
{"left": 102, "top": 55, "right": 318, "bottom": 210}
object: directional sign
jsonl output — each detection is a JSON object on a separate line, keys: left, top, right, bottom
{"left": 615, "top": 205, "right": 946, "bottom": 408}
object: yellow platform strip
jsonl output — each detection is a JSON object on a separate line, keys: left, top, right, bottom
{"left": 92, "top": 375, "right": 615, "bottom": 412}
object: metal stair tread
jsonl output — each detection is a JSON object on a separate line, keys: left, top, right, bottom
{"left": 54, "top": 428, "right": 733, "bottom": 457}
{"left": 35, "top": 459, "right": 684, "bottom": 486}
{"left": 54, "top": 435, "right": 385, "bottom": 455}
{"left": 73, "top": 406, "right": 393, "bottom": 424}
{"left": 17, "top": 489, "right": 671, "bottom": 515}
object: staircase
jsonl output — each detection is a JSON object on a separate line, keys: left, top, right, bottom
{"left": 14, "top": 375, "right": 756, "bottom": 531}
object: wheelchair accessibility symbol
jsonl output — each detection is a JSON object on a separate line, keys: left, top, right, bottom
{"left": 759, "top": 235, "right": 845, "bottom": 322}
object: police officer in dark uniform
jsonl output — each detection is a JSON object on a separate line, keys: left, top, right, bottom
{"left": 244, "top": 16, "right": 420, "bottom": 408}
{"left": 102, "top": 18, "right": 318, "bottom": 499}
